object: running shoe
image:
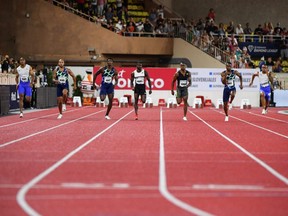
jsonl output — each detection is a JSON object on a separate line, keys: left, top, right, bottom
{"left": 229, "top": 103, "right": 233, "bottom": 110}
{"left": 225, "top": 116, "right": 229, "bottom": 122}
{"left": 261, "top": 109, "right": 266, "bottom": 115}
{"left": 62, "top": 104, "right": 66, "bottom": 111}
{"left": 135, "top": 115, "right": 138, "bottom": 120}
{"left": 183, "top": 116, "right": 187, "bottom": 121}
{"left": 19, "top": 112, "right": 23, "bottom": 118}
{"left": 57, "top": 114, "right": 63, "bottom": 119}
{"left": 105, "top": 115, "right": 111, "bottom": 120}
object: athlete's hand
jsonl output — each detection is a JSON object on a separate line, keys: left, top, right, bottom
{"left": 239, "top": 84, "right": 243, "bottom": 89}
{"left": 171, "top": 90, "right": 174, "bottom": 95}
{"left": 249, "top": 82, "right": 252, "bottom": 87}
{"left": 149, "top": 90, "right": 152, "bottom": 94}
{"left": 73, "top": 85, "right": 77, "bottom": 90}
{"left": 16, "top": 84, "right": 19, "bottom": 90}
{"left": 132, "top": 87, "right": 135, "bottom": 91}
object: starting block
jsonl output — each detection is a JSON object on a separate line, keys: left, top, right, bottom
{"left": 193, "top": 98, "right": 202, "bottom": 108}
{"left": 240, "top": 99, "right": 251, "bottom": 109}
{"left": 216, "top": 98, "right": 223, "bottom": 109}
{"left": 95, "top": 96, "right": 105, "bottom": 107}
{"left": 166, "top": 98, "right": 177, "bottom": 108}
{"left": 72, "top": 96, "right": 82, "bottom": 107}
{"left": 119, "top": 97, "right": 129, "bottom": 108}
{"left": 145, "top": 97, "right": 153, "bottom": 108}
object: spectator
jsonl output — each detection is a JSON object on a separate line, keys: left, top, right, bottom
{"left": 280, "top": 38, "right": 288, "bottom": 60}
{"left": 148, "top": 8, "right": 157, "bottom": 24}
{"left": 272, "top": 59, "right": 283, "bottom": 72}
{"left": 235, "top": 24, "right": 244, "bottom": 35}
{"left": 105, "top": 6, "right": 113, "bottom": 22}
{"left": 218, "top": 23, "right": 226, "bottom": 36}
{"left": 254, "top": 24, "right": 263, "bottom": 35}
{"left": 143, "top": 18, "right": 154, "bottom": 35}
{"left": 274, "top": 22, "right": 283, "bottom": 35}
{"left": 226, "top": 21, "right": 235, "bottom": 34}
{"left": 97, "top": 0, "right": 105, "bottom": 16}
{"left": 126, "top": 21, "right": 135, "bottom": 36}
{"left": 207, "top": 8, "right": 215, "bottom": 21}
{"left": 266, "top": 57, "right": 275, "bottom": 71}
{"left": 156, "top": 5, "right": 164, "bottom": 19}
{"left": 243, "top": 22, "right": 252, "bottom": 42}
{"left": 1, "top": 55, "right": 9, "bottom": 73}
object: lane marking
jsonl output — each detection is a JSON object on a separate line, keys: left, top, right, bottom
{"left": 16, "top": 110, "right": 133, "bottom": 216}
{"left": 0, "top": 110, "right": 105, "bottom": 148}
{"left": 242, "top": 110, "right": 288, "bottom": 124}
{"left": 189, "top": 110, "right": 288, "bottom": 186}
{"left": 61, "top": 183, "right": 130, "bottom": 189}
{"left": 213, "top": 109, "right": 288, "bottom": 139}
{"left": 192, "top": 184, "right": 264, "bottom": 190}
{"left": 159, "top": 108, "right": 214, "bottom": 216}
{"left": 0, "top": 108, "right": 82, "bottom": 128}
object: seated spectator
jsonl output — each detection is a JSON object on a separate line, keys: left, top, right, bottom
{"left": 254, "top": 24, "right": 263, "bottom": 35}
{"left": 1, "top": 55, "right": 9, "bottom": 73}
{"left": 272, "top": 59, "right": 283, "bottom": 72}
{"left": 143, "top": 18, "right": 154, "bottom": 35}
{"left": 126, "top": 21, "right": 135, "bottom": 36}
{"left": 207, "top": 8, "right": 216, "bottom": 21}
{"left": 274, "top": 22, "right": 283, "bottom": 35}
{"left": 266, "top": 57, "right": 275, "bottom": 71}
{"left": 226, "top": 21, "right": 235, "bottom": 34}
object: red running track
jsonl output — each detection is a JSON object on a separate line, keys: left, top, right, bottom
{"left": 0, "top": 106, "right": 287, "bottom": 216}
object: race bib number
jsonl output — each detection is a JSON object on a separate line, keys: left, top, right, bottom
{"left": 59, "top": 77, "right": 66, "bottom": 84}
{"left": 21, "top": 75, "right": 29, "bottom": 82}
{"left": 135, "top": 77, "right": 144, "bottom": 85}
{"left": 179, "top": 80, "right": 187, "bottom": 87}
{"left": 227, "top": 80, "right": 234, "bottom": 87}
{"left": 104, "top": 77, "right": 112, "bottom": 83}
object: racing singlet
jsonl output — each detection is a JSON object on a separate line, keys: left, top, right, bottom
{"left": 177, "top": 70, "right": 190, "bottom": 88}
{"left": 56, "top": 67, "right": 69, "bottom": 84}
{"left": 133, "top": 69, "right": 145, "bottom": 85}
{"left": 259, "top": 72, "right": 270, "bottom": 87}
{"left": 17, "top": 64, "right": 30, "bottom": 84}
{"left": 102, "top": 66, "right": 116, "bottom": 85}
{"left": 225, "top": 70, "right": 236, "bottom": 88}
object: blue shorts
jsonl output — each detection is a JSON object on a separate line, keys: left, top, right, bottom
{"left": 100, "top": 83, "right": 114, "bottom": 96}
{"left": 260, "top": 85, "right": 271, "bottom": 101}
{"left": 18, "top": 82, "right": 32, "bottom": 97}
{"left": 223, "top": 86, "right": 236, "bottom": 103}
{"left": 57, "top": 83, "right": 69, "bottom": 97}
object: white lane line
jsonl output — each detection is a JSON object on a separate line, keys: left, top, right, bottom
{"left": 192, "top": 184, "right": 264, "bottom": 190}
{"left": 0, "top": 108, "right": 82, "bottom": 128}
{"left": 189, "top": 110, "right": 288, "bottom": 186}
{"left": 16, "top": 110, "right": 133, "bottom": 216}
{"left": 213, "top": 109, "right": 288, "bottom": 139}
{"left": 242, "top": 110, "right": 288, "bottom": 124}
{"left": 0, "top": 109, "right": 105, "bottom": 148}
{"left": 159, "top": 108, "right": 214, "bottom": 216}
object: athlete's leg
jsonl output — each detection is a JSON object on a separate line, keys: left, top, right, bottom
{"left": 62, "top": 89, "right": 68, "bottom": 111}
{"left": 223, "top": 87, "right": 230, "bottom": 119}
{"left": 106, "top": 93, "right": 114, "bottom": 117}
{"left": 176, "top": 88, "right": 182, "bottom": 104}
{"left": 19, "top": 94, "right": 24, "bottom": 115}
{"left": 183, "top": 95, "right": 188, "bottom": 118}
{"left": 134, "top": 92, "right": 140, "bottom": 115}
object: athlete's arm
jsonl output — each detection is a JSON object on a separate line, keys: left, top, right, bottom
{"left": 93, "top": 67, "right": 103, "bottom": 88}
{"left": 68, "top": 68, "right": 77, "bottom": 90}
{"left": 113, "top": 70, "right": 118, "bottom": 86}
{"left": 145, "top": 70, "right": 152, "bottom": 94}
{"left": 187, "top": 71, "right": 192, "bottom": 87}
{"left": 235, "top": 70, "right": 243, "bottom": 89}
{"left": 268, "top": 72, "right": 274, "bottom": 89}
{"left": 171, "top": 72, "right": 178, "bottom": 95}
{"left": 29, "top": 66, "right": 34, "bottom": 87}
{"left": 249, "top": 72, "right": 258, "bottom": 87}
{"left": 221, "top": 71, "right": 227, "bottom": 85}
{"left": 130, "top": 72, "right": 135, "bottom": 91}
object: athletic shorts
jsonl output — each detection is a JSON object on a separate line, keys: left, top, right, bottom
{"left": 100, "top": 83, "right": 114, "bottom": 96}
{"left": 134, "top": 84, "right": 146, "bottom": 95}
{"left": 176, "top": 87, "right": 188, "bottom": 98}
{"left": 260, "top": 85, "right": 271, "bottom": 101}
{"left": 223, "top": 86, "right": 236, "bottom": 102}
{"left": 18, "top": 82, "right": 32, "bottom": 97}
{"left": 57, "top": 83, "right": 69, "bottom": 97}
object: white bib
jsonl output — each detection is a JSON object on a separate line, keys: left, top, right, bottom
{"left": 104, "top": 77, "right": 112, "bottom": 83}
{"left": 59, "top": 77, "right": 66, "bottom": 84}
{"left": 179, "top": 80, "right": 187, "bottom": 87}
{"left": 21, "top": 75, "right": 29, "bottom": 82}
{"left": 135, "top": 77, "right": 145, "bottom": 85}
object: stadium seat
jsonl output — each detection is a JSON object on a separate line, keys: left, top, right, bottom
{"left": 158, "top": 98, "right": 166, "bottom": 106}
{"left": 112, "top": 98, "right": 119, "bottom": 106}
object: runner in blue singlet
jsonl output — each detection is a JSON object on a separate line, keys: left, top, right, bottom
{"left": 93, "top": 58, "right": 118, "bottom": 120}
{"left": 221, "top": 62, "right": 243, "bottom": 122}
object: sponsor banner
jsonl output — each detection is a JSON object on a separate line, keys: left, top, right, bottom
{"left": 239, "top": 42, "right": 280, "bottom": 58}
{"left": 93, "top": 67, "right": 259, "bottom": 92}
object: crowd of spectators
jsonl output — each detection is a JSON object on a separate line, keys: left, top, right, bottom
{"left": 28, "top": 1, "right": 288, "bottom": 72}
